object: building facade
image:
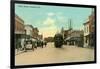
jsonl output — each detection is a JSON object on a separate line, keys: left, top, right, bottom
{"left": 65, "top": 30, "right": 83, "bottom": 46}
{"left": 25, "top": 25, "right": 33, "bottom": 39}
{"left": 15, "top": 15, "right": 25, "bottom": 35}
{"left": 44, "top": 37, "right": 54, "bottom": 42}
{"left": 38, "top": 34, "right": 43, "bottom": 40}
{"left": 84, "top": 10, "right": 95, "bottom": 47}
{"left": 32, "top": 28, "right": 39, "bottom": 39}
{"left": 15, "top": 14, "right": 25, "bottom": 49}
{"left": 84, "top": 21, "right": 90, "bottom": 47}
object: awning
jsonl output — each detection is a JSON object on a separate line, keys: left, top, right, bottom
{"left": 65, "top": 37, "right": 80, "bottom": 41}
{"left": 15, "top": 31, "right": 25, "bottom": 34}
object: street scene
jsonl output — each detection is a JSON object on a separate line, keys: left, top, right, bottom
{"left": 15, "top": 3, "right": 95, "bottom": 65}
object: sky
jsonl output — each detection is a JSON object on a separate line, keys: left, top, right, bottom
{"left": 15, "top": 3, "right": 93, "bottom": 38}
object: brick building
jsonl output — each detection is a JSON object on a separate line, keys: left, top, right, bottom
{"left": 15, "top": 15, "right": 25, "bottom": 35}
{"left": 32, "top": 28, "right": 39, "bottom": 39}
{"left": 84, "top": 10, "right": 95, "bottom": 47}
{"left": 15, "top": 14, "right": 25, "bottom": 49}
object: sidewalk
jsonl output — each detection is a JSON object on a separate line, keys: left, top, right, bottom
{"left": 15, "top": 49, "right": 25, "bottom": 55}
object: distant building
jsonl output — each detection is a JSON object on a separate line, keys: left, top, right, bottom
{"left": 61, "top": 19, "right": 73, "bottom": 39}
{"left": 63, "top": 30, "right": 69, "bottom": 39}
{"left": 69, "top": 30, "right": 83, "bottom": 38}
{"left": 64, "top": 30, "right": 84, "bottom": 46}
{"left": 38, "top": 34, "right": 43, "bottom": 40}
{"left": 44, "top": 37, "right": 54, "bottom": 42}
{"left": 61, "top": 28, "right": 73, "bottom": 40}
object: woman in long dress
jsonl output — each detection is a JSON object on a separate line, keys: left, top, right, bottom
{"left": 21, "top": 38, "right": 26, "bottom": 51}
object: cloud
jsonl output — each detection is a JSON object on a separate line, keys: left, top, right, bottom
{"left": 47, "top": 12, "right": 55, "bottom": 17}
{"left": 39, "top": 12, "right": 67, "bottom": 38}
{"left": 39, "top": 25, "right": 57, "bottom": 38}
{"left": 57, "top": 16, "right": 66, "bottom": 22}
{"left": 43, "top": 17, "right": 55, "bottom": 26}
{"left": 39, "top": 17, "right": 58, "bottom": 38}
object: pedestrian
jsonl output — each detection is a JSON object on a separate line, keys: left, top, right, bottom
{"left": 44, "top": 41, "right": 47, "bottom": 47}
{"left": 41, "top": 41, "right": 44, "bottom": 48}
{"left": 16, "top": 38, "right": 21, "bottom": 52}
{"left": 21, "top": 38, "right": 26, "bottom": 51}
{"left": 32, "top": 39, "right": 35, "bottom": 50}
{"left": 34, "top": 41, "right": 37, "bottom": 49}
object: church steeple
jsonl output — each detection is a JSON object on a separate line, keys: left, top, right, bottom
{"left": 68, "top": 19, "right": 73, "bottom": 30}
{"left": 61, "top": 27, "right": 64, "bottom": 33}
{"left": 61, "top": 27, "right": 64, "bottom": 39}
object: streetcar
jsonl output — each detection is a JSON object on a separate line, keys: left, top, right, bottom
{"left": 54, "top": 33, "right": 63, "bottom": 48}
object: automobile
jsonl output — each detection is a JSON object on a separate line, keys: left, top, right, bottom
{"left": 32, "top": 38, "right": 37, "bottom": 49}
{"left": 54, "top": 33, "right": 63, "bottom": 48}
{"left": 37, "top": 39, "right": 43, "bottom": 48}
{"left": 25, "top": 39, "right": 34, "bottom": 51}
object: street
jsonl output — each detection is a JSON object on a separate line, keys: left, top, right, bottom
{"left": 15, "top": 42, "right": 94, "bottom": 65}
